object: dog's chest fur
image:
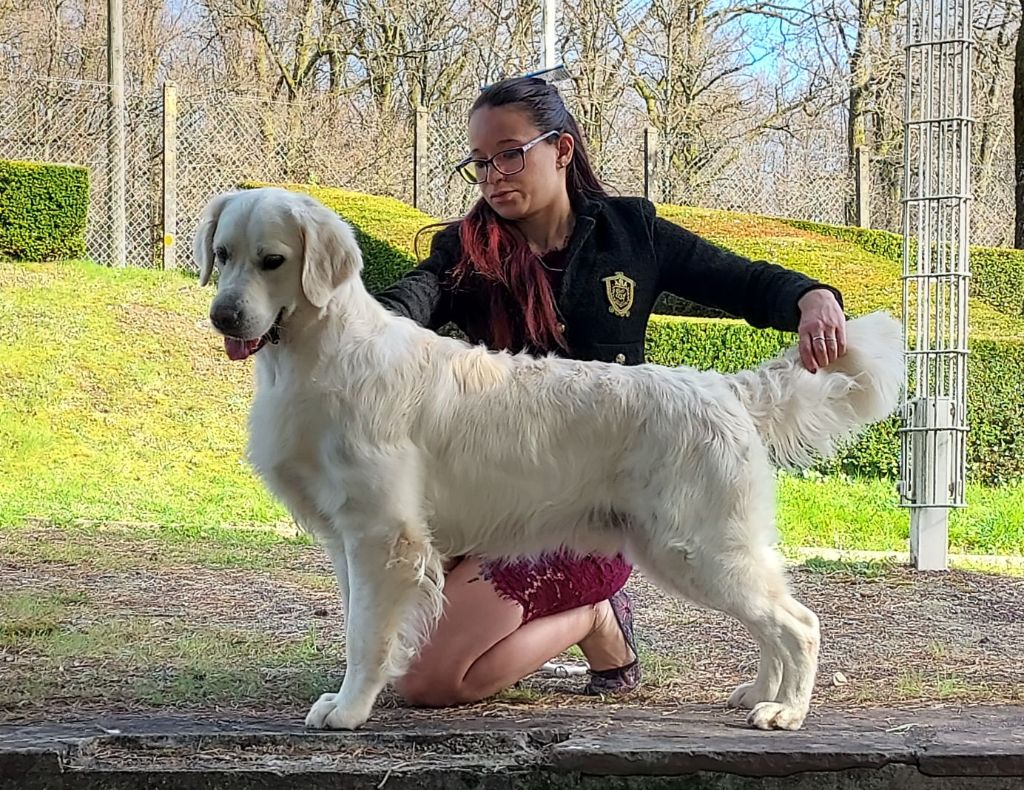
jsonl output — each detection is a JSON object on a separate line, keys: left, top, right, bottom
{"left": 244, "top": 360, "right": 362, "bottom": 537}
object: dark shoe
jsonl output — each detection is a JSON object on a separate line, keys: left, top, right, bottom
{"left": 582, "top": 587, "right": 642, "bottom": 695}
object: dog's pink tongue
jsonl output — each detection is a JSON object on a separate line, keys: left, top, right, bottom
{"left": 224, "top": 337, "right": 260, "bottom": 361}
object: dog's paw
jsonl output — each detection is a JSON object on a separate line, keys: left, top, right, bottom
{"left": 727, "top": 681, "right": 770, "bottom": 710}
{"left": 747, "top": 702, "right": 806, "bottom": 731}
{"left": 304, "top": 693, "right": 340, "bottom": 728}
{"left": 304, "top": 693, "right": 368, "bottom": 730}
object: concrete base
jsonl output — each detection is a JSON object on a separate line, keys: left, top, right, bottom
{"left": 2, "top": 705, "right": 1022, "bottom": 789}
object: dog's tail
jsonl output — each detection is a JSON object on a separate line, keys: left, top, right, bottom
{"left": 728, "top": 311, "right": 905, "bottom": 469}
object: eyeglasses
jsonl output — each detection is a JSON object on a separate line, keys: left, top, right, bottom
{"left": 454, "top": 130, "right": 560, "bottom": 185}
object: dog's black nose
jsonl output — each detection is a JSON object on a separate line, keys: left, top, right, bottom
{"left": 210, "top": 303, "right": 242, "bottom": 333}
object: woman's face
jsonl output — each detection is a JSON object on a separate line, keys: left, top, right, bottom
{"left": 465, "top": 104, "right": 573, "bottom": 220}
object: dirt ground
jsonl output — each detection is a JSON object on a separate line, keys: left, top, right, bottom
{"left": 1, "top": 525, "right": 1021, "bottom": 724}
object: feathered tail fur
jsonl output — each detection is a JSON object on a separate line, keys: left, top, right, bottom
{"left": 728, "top": 311, "right": 906, "bottom": 469}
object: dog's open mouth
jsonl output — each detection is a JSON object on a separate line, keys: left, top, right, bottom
{"left": 223, "top": 309, "right": 285, "bottom": 361}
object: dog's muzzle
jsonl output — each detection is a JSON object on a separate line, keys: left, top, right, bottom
{"left": 220, "top": 308, "right": 284, "bottom": 361}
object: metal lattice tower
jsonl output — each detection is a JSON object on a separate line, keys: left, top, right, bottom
{"left": 898, "top": 0, "right": 973, "bottom": 570}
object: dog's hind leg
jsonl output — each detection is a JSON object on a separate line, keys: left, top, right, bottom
{"left": 752, "top": 593, "right": 820, "bottom": 728}
{"left": 305, "top": 522, "right": 444, "bottom": 730}
{"left": 727, "top": 629, "right": 785, "bottom": 711}
{"left": 714, "top": 551, "right": 819, "bottom": 731}
{"left": 723, "top": 560, "right": 819, "bottom": 730}
{"left": 634, "top": 535, "right": 819, "bottom": 731}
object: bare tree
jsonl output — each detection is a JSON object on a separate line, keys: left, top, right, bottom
{"left": 975, "top": 0, "right": 1017, "bottom": 170}
{"left": 196, "top": 0, "right": 354, "bottom": 99}
{"left": 625, "top": 0, "right": 833, "bottom": 203}
{"left": 1, "top": 0, "right": 1019, "bottom": 242}
{"left": 559, "top": 0, "right": 639, "bottom": 162}
{"left": 807, "top": 0, "right": 904, "bottom": 225}
{"left": 464, "top": 0, "right": 538, "bottom": 87}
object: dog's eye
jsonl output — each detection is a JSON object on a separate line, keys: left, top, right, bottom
{"left": 262, "top": 255, "right": 285, "bottom": 271}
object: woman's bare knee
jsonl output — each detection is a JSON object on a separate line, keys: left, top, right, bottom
{"left": 395, "top": 673, "right": 456, "bottom": 707}
{"left": 394, "top": 672, "right": 485, "bottom": 707}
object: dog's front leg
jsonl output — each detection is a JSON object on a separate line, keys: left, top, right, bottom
{"left": 304, "top": 526, "right": 443, "bottom": 730}
{"left": 319, "top": 534, "right": 350, "bottom": 618}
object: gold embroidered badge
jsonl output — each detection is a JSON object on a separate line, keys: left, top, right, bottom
{"left": 602, "top": 271, "right": 635, "bottom": 318}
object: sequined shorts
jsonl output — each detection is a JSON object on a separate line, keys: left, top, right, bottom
{"left": 477, "top": 548, "right": 633, "bottom": 624}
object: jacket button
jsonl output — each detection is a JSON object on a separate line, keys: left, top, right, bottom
{"left": 614, "top": 353, "right": 626, "bottom": 364}
{"left": 557, "top": 323, "right": 566, "bottom": 333}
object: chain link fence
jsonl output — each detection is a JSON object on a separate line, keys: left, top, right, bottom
{"left": 0, "top": 77, "right": 162, "bottom": 265}
{"left": 970, "top": 154, "right": 1015, "bottom": 248}
{"left": 1, "top": 76, "right": 1017, "bottom": 271}
{"left": 419, "top": 97, "right": 478, "bottom": 221}
{"left": 1, "top": 77, "right": 414, "bottom": 271}
{"left": 171, "top": 88, "right": 414, "bottom": 271}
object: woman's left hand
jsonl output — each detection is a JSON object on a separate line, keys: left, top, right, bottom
{"left": 796, "top": 289, "right": 847, "bottom": 373}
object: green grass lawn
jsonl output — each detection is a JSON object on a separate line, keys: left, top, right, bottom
{"left": 776, "top": 473, "right": 1023, "bottom": 556}
{"left": 2, "top": 218, "right": 1022, "bottom": 556}
{"left": 0, "top": 259, "right": 284, "bottom": 531}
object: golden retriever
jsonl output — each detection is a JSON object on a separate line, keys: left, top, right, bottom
{"left": 193, "top": 186, "right": 905, "bottom": 732}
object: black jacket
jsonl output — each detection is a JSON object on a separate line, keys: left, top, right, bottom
{"left": 374, "top": 195, "right": 844, "bottom": 365}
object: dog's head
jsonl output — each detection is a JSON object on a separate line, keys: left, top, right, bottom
{"left": 193, "top": 187, "right": 363, "bottom": 360}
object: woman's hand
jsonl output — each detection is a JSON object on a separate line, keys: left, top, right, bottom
{"left": 796, "top": 289, "right": 847, "bottom": 373}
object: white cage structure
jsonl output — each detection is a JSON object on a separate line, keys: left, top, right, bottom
{"left": 898, "top": 0, "right": 973, "bottom": 570}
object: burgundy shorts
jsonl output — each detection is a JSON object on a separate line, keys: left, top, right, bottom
{"left": 477, "top": 548, "right": 633, "bottom": 624}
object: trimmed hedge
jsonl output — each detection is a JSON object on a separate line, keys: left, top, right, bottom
{"left": 252, "top": 183, "right": 1024, "bottom": 484}
{"left": 964, "top": 339, "right": 1024, "bottom": 485}
{"left": 786, "top": 218, "right": 1024, "bottom": 319}
{"left": 644, "top": 314, "right": 792, "bottom": 369}
{"left": 970, "top": 246, "right": 1024, "bottom": 318}
{"left": 785, "top": 219, "right": 905, "bottom": 265}
{"left": 0, "top": 159, "right": 89, "bottom": 260}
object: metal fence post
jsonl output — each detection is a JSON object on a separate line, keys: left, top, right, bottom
{"left": 644, "top": 126, "right": 659, "bottom": 203}
{"left": 855, "top": 145, "right": 871, "bottom": 227}
{"left": 107, "top": 0, "right": 126, "bottom": 267}
{"left": 413, "top": 105, "right": 428, "bottom": 211}
{"left": 161, "top": 81, "right": 177, "bottom": 270}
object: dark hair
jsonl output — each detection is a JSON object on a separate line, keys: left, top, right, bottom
{"left": 448, "top": 77, "right": 610, "bottom": 353}
{"left": 469, "top": 77, "right": 609, "bottom": 205}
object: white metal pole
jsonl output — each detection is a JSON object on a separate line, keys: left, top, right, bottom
{"left": 900, "top": 0, "right": 972, "bottom": 571}
{"left": 543, "top": 0, "right": 556, "bottom": 70}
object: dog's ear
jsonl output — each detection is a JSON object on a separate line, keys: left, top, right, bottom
{"left": 293, "top": 198, "right": 364, "bottom": 309}
{"left": 193, "top": 192, "right": 234, "bottom": 286}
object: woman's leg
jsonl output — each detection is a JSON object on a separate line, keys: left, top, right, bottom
{"left": 393, "top": 557, "right": 634, "bottom": 707}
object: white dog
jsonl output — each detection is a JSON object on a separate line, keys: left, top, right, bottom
{"left": 194, "top": 187, "right": 905, "bottom": 733}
